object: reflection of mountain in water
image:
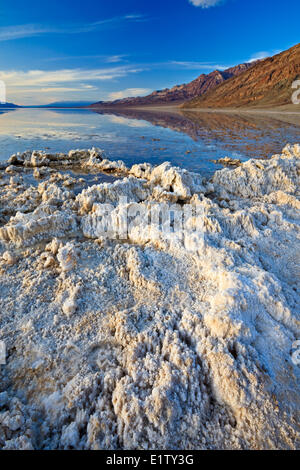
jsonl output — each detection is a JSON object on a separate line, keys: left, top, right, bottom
{"left": 0, "top": 108, "right": 16, "bottom": 116}
{"left": 92, "top": 108, "right": 300, "bottom": 159}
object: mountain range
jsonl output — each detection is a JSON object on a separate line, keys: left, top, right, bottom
{"left": 2, "top": 44, "right": 299, "bottom": 111}
{"left": 0, "top": 101, "right": 94, "bottom": 108}
{"left": 0, "top": 102, "right": 20, "bottom": 108}
{"left": 183, "top": 43, "right": 300, "bottom": 109}
{"left": 90, "top": 44, "right": 300, "bottom": 110}
{"left": 32, "top": 101, "right": 95, "bottom": 108}
{"left": 90, "top": 62, "right": 258, "bottom": 109}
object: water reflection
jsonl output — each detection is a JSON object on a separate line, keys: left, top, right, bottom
{"left": 0, "top": 107, "right": 299, "bottom": 176}
{"left": 0, "top": 108, "right": 16, "bottom": 116}
{"left": 92, "top": 107, "right": 300, "bottom": 160}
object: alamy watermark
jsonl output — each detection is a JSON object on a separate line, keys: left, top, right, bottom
{"left": 0, "top": 341, "right": 6, "bottom": 365}
{"left": 291, "top": 80, "right": 300, "bottom": 105}
{"left": 0, "top": 80, "right": 6, "bottom": 104}
{"left": 291, "top": 340, "right": 300, "bottom": 366}
{"left": 83, "top": 197, "right": 205, "bottom": 251}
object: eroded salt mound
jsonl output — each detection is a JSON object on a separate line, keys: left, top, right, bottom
{"left": 0, "top": 145, "right": 299, "bottom": 450}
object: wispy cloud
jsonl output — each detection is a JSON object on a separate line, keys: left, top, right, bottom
{"left": 0, "top": 66, "right": 144, "bottom": 104}
{"left": 189, "top": 0, "right": 224, "bottom": 8}
{"left": 0, "top": 66, "right": 143, "bottom": 87}
{"left": 169, "top": 60, "right": 229, "bottom": 70}
{"left": 124, "top": 14, "right": 146, "bottom": 20}
{"left": 44, "top": 54, "right": 129, "bottom": 64}
{"left": 91, "top": 14, "right": 146, "bottom": 26}
{"left": 108, "top": 116, "right": 150, "bottom": 128}
{"left": 19, "top": 86, "right": 98, "bottom": 94}
{"left": 0, "top": 24, "right": 54, "bottom": 41}
{"left": 105, "top": 55, "right": 128, "bottom": 64}
{"left": 0, "top": 15, "right": 146, "bottom": 42}
{"left": 247, "top": 49, "right": 281, "bottom": 63}
{"left": 108, "top": 88, "right": 151, "bottom": 100}
{"left": 248, "top": 51, "right": 271, "bottom": 63}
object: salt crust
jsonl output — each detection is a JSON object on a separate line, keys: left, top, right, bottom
{"left": 0, "top": 145, "right": 299, "bottom": 449}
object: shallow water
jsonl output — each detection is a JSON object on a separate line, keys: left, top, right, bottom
{"left": 0, "top": 107, "right": 299, "bottom": 176}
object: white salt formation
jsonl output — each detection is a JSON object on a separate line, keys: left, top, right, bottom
{"left": 0, "top": 146, "right": 299, "bottom": 450}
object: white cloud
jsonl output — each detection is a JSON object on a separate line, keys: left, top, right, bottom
{"left": 248, "top": 51, "right": 270, "bottom": 63}
{"left": 44, "top": 54, "right": 128, "bottom": 64}
{"left": 0, "top": 67, "right": 144, "bottom": 104}
{"left": 0, "top": 67, "right": 142, "bottom": 87}
{"left": 16, "top": 87, "right": 97, "bottom": 94}
{"left": 0, "top": 15, "right": 147, "bottom": 42}
{"left": 0, "top": 24, "right": 54, "bottom": 41}
{"left": 170, "top": 60, "right": 229, "bottom": 70}
{"left": 189, "top": 0, "right": 223, "bottom": 8}
{"left": 248, "top": 49, "right": 281, "bottom": 63}
{"left": 108, "top": 116, "right": 150, "bottom": 128}
{"left": 104, "top": 55, "right": 128, "bottom": 64}
{"left": 124, "top": 14, "right": 145, "bottom": 20}
{"left": 108, "top": 88, "right": 151, "bottom": 100}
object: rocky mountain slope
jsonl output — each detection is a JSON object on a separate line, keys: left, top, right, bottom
{"left": 183, "top": 43, "right": 300, "bottom": 109}
{"left": 90, "top": 62, "right": 257, "bottom": 108}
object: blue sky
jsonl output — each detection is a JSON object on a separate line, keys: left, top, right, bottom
{"left": 0, "top": 0, "right": 299, "bottom": 104}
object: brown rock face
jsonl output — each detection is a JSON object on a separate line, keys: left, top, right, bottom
{"left": 183, "top": 43, "right": 300, "bottom": 109}
{"left": 89, "top": 62, "right": 257, "bottom": 109}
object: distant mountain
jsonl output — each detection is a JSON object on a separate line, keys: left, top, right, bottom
{"left": 31, "top": 101, "right": 94, "bottom": 108}
{"left": 183, "top": 43, "right": 300, "bottom": 109}
{"left": 0, "top": 102, "right": 20, "bottom": 108}
{"left": 90, "top": 62, "right": 258, "bottom": 109}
